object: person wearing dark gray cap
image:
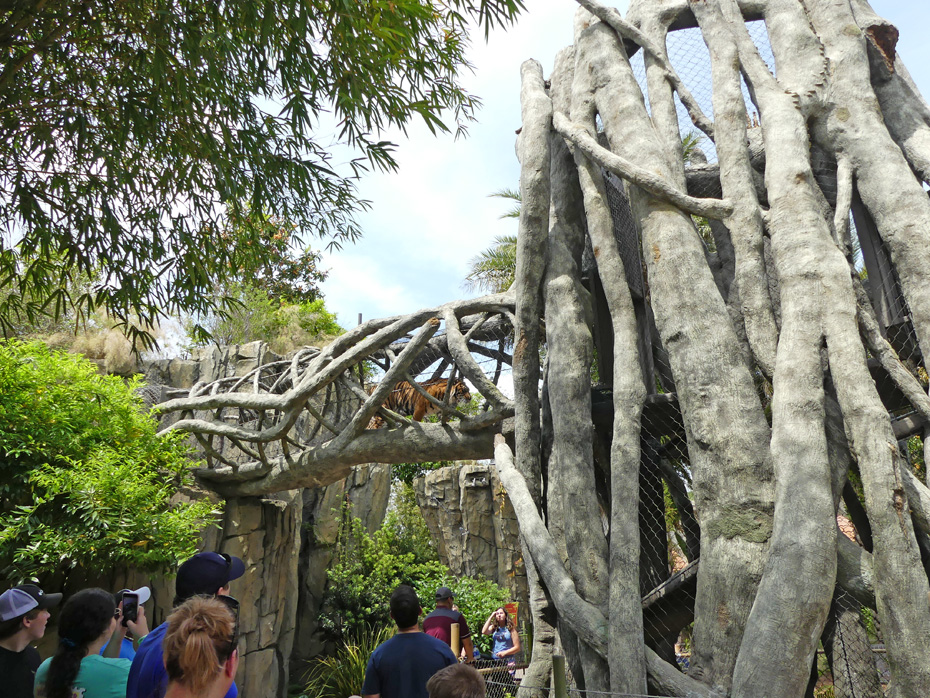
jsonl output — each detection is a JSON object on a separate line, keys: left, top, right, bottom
{"left": 423, "top": 586, "right": 475, "bottom": 663}
{"left": 0, "top": 584, "right": 62, "bottom": 698}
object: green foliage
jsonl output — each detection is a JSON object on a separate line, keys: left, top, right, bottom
{"left": 238, "top": 217, "right": 330, "bottom": 306}
{"left": 907, "top": 435, "right": 925, "bottom": 481}
{"left": 320, "top": 503, "right": 446, "bottom": 642}
{"left": 664, "top": 481, "right": 688, "bottom": 561}
{"left": 0, "top": 0, "right": 525, "bottom": 345}
{"left": 296, "top": 625, "right": 396, "bottom": 698}
{"left": 183, "top": 213, "right": 344, "bottom": 352}
{"left": 0, "top": 340, "right": 219, "bottom": 581}
{"left": 464, "top": 234, "right": 517, "bottom": 294}
{"left": 384, "top": 484, "right": 440, "bottom": 563}
{"left": 186, "top": 285, "right": 343, "bottom": 355}
{"left": 320, "top": 496, "right": 508, "bottom": 652}
{"left": 490, "top": 188, "right": 522, "bottom": 219}
{"left": 681, "top": 131, "right": 704, "bottom": 164}
{"left": 392, "top": 461, "right": 451, "bottom": 486}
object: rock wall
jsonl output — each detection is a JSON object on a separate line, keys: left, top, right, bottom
{"left": 415, "top": 463, "right": 528, "bottom": 625}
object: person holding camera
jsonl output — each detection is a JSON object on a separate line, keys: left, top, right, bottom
{"left": 162, "top": 596, "right": 239, "bottom": 698}
{"left": 127, "top": 551, "right": 244, "bottom": 698}
{"left": 100, "top": 586, "right": 151, "bottom": 661}
{"left": 0, "top": 584, "right": 62, "bottom": 698}
{"left": 34, "top": 587, "right": 149, "bottom": 698}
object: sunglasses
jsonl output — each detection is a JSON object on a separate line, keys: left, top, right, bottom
{"left": 215, "top": 594, "right": 240, "bottom": 652}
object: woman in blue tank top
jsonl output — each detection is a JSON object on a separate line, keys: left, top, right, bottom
{"left": 481, "top": 607, "right": 520, "bottom": 662}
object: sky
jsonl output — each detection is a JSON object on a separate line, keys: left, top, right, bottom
{"left": 317, "top": 0, "right": 930, "bottom": 330}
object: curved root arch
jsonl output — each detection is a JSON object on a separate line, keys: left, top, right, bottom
{"left": 155, "top": 294, "right": 517, "bottom": 496}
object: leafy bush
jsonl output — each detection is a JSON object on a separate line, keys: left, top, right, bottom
{"left": 0, "top": 340, "right": 219, "bottom": 582}
{"left": 186, "top": 284, "right": 343, "bottom": 355}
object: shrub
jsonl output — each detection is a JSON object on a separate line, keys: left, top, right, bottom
{"left": 319, "top": 486, "right": 509, "bottom": 653}
{"left": 0, "top": 340, "right": 219, "bottom": 582}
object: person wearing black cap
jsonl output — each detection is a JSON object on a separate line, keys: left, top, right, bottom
{"left": 362, "top": 585, "right": 457, "bottom": 698}
{"left": 0, "top": 584, "right": 62, "bottom": 698}
{"left": 126, "top": 551, "right": 245, "bottom": 698}
{"left": 422, "top": 586, "right": 475, "bottom": 663}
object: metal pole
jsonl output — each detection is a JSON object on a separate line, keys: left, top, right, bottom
{"left": 451, "top": 622, "right": 460, "bottom": 658}
{"left": 553, "top": 654, "right": 568, "bottom": 698}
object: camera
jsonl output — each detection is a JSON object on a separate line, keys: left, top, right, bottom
{"left": 121, "top": 592, "right": 139, "bottom": 627}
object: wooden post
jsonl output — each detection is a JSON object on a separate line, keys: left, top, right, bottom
{"left": 451, "top": 622, "right": 460, "bottom": 658}
{"left": 553, "top": 654, "right": 568, "bottom": 698}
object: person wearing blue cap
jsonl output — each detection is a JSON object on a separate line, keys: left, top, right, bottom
{"left": 0, "top": 584, "right": 62, "bottom": 698}
{"left": 127, "top": 551, "right": 245, "bottom": 698}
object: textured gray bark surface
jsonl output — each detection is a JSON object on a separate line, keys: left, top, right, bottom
{"left": 504, "top": 0, "right": 930, "bottom": 696}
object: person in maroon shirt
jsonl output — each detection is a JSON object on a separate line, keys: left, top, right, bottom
{"left": 422, "top": 587, "right": 475, "bottom": 663}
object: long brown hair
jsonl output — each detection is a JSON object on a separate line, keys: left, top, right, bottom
{"left": 163, "top": 596, "right": 236, "bottom": 695}
{"left": 493, "top": 606, "right": 515, "bottom": 631}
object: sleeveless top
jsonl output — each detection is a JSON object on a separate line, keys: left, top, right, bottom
{"left": 491, "top": 626, "right": 513, "bottom": 658}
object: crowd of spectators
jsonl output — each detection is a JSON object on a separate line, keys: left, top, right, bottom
{"left": 1, "top": 550, "right": 243, "bottom": 698}
{"left": 4, "top": 564, "right": 508, "bottom": 698}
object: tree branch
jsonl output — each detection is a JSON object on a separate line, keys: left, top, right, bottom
{"left": 552, "top": 112, "right": 734, "bottom": 219}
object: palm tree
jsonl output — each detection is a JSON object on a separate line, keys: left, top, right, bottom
{"left": 463, "top": 234, "right": 517, "bottom": 293}
{"left": 463, "top": 189, "right": 520, "bottom": 293}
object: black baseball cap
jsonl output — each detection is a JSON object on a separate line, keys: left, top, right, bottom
{"left": 0, "top": 584, "right": 62, "bottom": 621}
{"left": 175, "top": 552, "right": 245, "bottom": 602}
{"left": 435, "top": 586, "right": 454, "bottom": 601}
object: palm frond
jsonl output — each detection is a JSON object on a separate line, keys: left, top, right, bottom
{"left": 463, "top": 234, "right": 518, "bottom": 294}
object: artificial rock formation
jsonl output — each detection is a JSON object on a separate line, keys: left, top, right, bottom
{"left": 415, "top": 463, "right": 528, "bottom": 622}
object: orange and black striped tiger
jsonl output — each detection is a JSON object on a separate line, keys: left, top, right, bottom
{"left": 367, "top": 378, "right": 471, "bottom": 428}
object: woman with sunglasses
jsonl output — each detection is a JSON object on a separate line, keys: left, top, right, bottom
{"left": 162, "top": 596, "right": 239, "bottom": 698}
{"left": 34, "top": 587, "right": 149, "bottom": 698}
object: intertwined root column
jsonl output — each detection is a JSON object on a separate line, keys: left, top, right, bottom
{"left": 544, "top": 46, "right": 611, "bottom": 694}
{"left": 569, "top": 17, "right": 649, "bottom": 695}
{"left": 573, "top": 6, "right": 774, "bottom": 693}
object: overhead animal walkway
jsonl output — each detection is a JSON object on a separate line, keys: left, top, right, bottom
{"left": 155, "top": 294, "right": 518, "bottom": 495}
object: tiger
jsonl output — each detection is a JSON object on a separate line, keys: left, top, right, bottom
{"left": 367, "top": 378, "right": 471, "bottom": 429}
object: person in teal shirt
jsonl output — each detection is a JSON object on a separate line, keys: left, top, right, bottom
{"left": 35, "top": 588, "right": 148, "bottom": 698}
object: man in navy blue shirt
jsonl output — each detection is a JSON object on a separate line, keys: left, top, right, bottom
{"left": 127, "top": 551, "right": 245, "bottom": 698}
{"left": 362, "top": 585, "right": 457, "bottom": 698}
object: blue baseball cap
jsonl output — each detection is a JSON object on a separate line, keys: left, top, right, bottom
{"left": 175, "top": 552, "right": 245, "bottom": 602}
